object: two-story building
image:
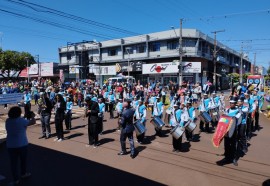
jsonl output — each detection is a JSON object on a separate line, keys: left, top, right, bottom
{"left": 58, "top": 28, "right": 251, "bottom": 89}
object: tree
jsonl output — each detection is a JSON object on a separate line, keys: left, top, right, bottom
{"left": 0, "top": 50, "right": 35, "bottom": 79}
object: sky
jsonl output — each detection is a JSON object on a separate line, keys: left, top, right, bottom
{"left": 0, "top": 0, "right": 270, "bottom": 68}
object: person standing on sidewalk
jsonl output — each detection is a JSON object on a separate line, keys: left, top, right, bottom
{"left": 5, "top": 106, "right": 33, "bottom": 185}
{"left": 65, "top": 96, "right": 73, "bottom": 130}
{"left": 23, "top": 89, "right": 32, "bottom": 120}
{"left": 39, "top": 92, "right": 53, "bottom": 139}
{"left": 54, "top": 94, "right": 66, "bottom": 142}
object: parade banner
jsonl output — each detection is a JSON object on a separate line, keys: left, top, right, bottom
{"left": 212, "top": 114, "right": 234, "bottom": 148}
{"left": 0, "top": 93, "right": 23, "bottom": 105}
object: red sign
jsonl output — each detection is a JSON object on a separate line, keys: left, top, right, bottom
{"left": 212, "top": 114, "right": 233, "bottom": 148}
{"left": 19, "top": 68, "right": 28, "bottom": 77}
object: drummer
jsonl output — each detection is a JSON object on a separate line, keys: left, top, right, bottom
{"left": 244, "top": 91, "right": 256, "bottom": 141}
{"left": 115, "top": 98, "right": 124, "bottom": 131}
{"left": 153, "top": 96, "right": 164, "bottom": 137}
{"left": 186, "top": 101, "right": 196, "bottom": 141}
{"left": 148, "top": 93, "right": 156, "bottom": 114}
{"left": 166, "top": 95, "right": 178, "bottom": 124}
{"left": 198, "top": 93, "right": 211, "bottom": 133}
{"left": 134, "top": 99, "right": 147, "bottom": 144}
{"left": 209, "top": 92, "right": 221, "bottom": 127}
{"left": 237, "top": 97, "right": 249, "bottom": 155}
{"left": 170, "top": 102, "right": 181, "bottom": 152}
{"left": 131, "top": 96, "right": 139, "bottom": 110}
{"left": 216, "top": 96, "right": 239, "bottom": 166}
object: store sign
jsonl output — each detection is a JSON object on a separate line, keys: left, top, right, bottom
{"left": 182, "top": 62, "right": 201, "bottom": 73}
{"left": 40, "top": 63, "right": 54, "bottom": 76}
{"left": 69, "top": 65, "right": 79, "bottom": 74}
{"left": 29, "top": 64, "right": 38, "bottom": 75}
{"left": 116, "top": 61, "right": 142, "bottom": 73}
{"left": 89, "top": 65, "right": 116, "bottom": 75}
{"left": 142, "top": 62, "right": 178, "bottom": 74}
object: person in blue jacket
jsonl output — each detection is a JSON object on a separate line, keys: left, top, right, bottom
{"left": 65, "top": 96, "right": 73, "bottom": 130}
{"left": 134, "top": 99, "right": 147, "bottom": 144}
{"left": 153, "top": 96, "right": 164, "bottom": 136}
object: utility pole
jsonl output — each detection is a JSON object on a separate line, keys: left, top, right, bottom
{"left": 253, "top": 52, "right": 256, "bottom": 74}
{"left": 25, "top": 57, "right": 30, "bottom": 83}
{"left": 211, "top": 29, "right": 225, "bottom": 91}
{"left": 178, "top": 18, "right": 183, "bottom": 86}
{"left": 240, "top": 43, "right": 243, "bottom": 83}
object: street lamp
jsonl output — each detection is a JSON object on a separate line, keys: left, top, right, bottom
{"left": 126, "top": 47, "right": 132, "bottom": 77}
{"left": 25, "top": 57, "right": 30, "bottom": 83}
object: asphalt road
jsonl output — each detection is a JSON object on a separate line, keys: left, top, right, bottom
{"left": 0, "top": 102, "right": 270, "bottom": 186}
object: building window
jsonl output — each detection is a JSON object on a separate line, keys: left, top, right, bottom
{"left": 67, "top": 53, "right": 72, "bottom": 60}
{"left": 183, "top": 39, "right": 196, "bottom": 47}
{"left": 167, "top": 40, "right": 178, "bottom": 50}
{"left": 108, "top": 48, "right": 117, "bottom": 56}
{"left": 136, "top": 45, "right": 146, "bottom": 53}
{"left": 124, "top": 46, "right": 134, "bottom": 54}
{"left": 149, "top": 42, "right": 160, "bottom": 52}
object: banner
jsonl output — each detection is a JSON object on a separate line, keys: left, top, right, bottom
{"left": 69, "top": 65, "right": 79, "bottom": 74}
{"left": 212, "top": 114, "right": 234, "bottom": 148}
{"left": 89, "top": 65, "right": 116, "bottom": 75}
{"left": 0, "top": 93, "right": 23, "bottom": 105}
{"left": 41, "top": 63, "right": 54, "bottom": 76}
{"left": 29, "top": 64, "right": 38, "bottom": 75}
{"left": 59, "top": 70, "right": 64, "bottom": 83}
{"left": 142, "top": 62, "right": 179, "bottom": 74}
{"left": 182, "top": 62, "right": 201, "bottom": 73}
{"left": 115, "top": 61, "right": 142, "bottom": 73}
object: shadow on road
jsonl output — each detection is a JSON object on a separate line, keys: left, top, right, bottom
{"left": 98, "top": 138, "right": 115, "bottom": 145}
{"left": 0, "top": 144, "right": 166, "bottom": 186}
{"left": 66, "top": 132, "right": 84, "bottom": 139}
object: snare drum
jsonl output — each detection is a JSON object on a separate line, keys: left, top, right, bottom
{"left": 170, "top": 125, "right": 184, "bottom": 139}
{"left": 134, "top": 120, "right": 146, "bottom": 136}
{"left": 198, "top": 111, "right": 212, "bottom": 123}
{"left": 150, "top": 116, "right": 165, "bottom": 129}
{"left": 185, "top": 121, "right": 197, "bottom": 132}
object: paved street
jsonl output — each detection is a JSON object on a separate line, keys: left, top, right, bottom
{"left": 0, "top": 103, "right": 270, "bottom": 186}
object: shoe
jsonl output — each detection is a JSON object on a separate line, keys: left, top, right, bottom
{"left": 216, "top": 158, "right": 230, "bottom": 166}
{"left": 130, "top": 154, "right": 135, "bottom": 159}
{"left": 172, "top": 149, "right": 176, "bottom": 152}
{"left": 117, "top": 151, "right": 127, "bottom": 156}
{"left": 38, "top": 135, "right": 46, "bottom": 139}
{"left": 53, "top": 138, "right": 59, "bottom": 142}
{"left": 93, "top": 145, "right": 98, "bottom": 148}
{"left": 21, "top": 172, "right": 31, "bottom": 179}
{"left": 233, "top": 159, "right": 238, "bottom": 166}
{"left": 242, "top": 148, "right": 248, "bottom": 154}
{"left": 45, "top": 135, "right": 51, "bottom": 139}
{"left": 57, "top": 138, "right": 63, "bottom": 142}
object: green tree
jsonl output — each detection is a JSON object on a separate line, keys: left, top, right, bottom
{"left": 0, "top": 50, "right": 35, "bottom": 79}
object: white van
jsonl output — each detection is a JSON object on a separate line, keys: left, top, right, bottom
{"left": 108, "top": 76, "right": 136, "bottom": 84}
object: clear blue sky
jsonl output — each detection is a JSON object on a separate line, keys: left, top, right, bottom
{"left": 0, "top": 0, "right": 270, "bottom": 68}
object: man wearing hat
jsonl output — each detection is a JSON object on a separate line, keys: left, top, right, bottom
{"left": 186, "top": 101, "right": 196, "bottom": 141}
{"left": 153, "top": 96, "right": 164, "bottom": 136}
{"left": 237, "top": 97, "right": 249, "bottom": 155}
{"left": 198, "top": 93, "right": 211, "bottom": 133}
{"left": 134, "top": 99, "right": 147, "bottom": 144}
{"left": 169, "top": 102, "right": 181, "bottom": 152}
{"left": 216, "top": 96, "right": 239, "bottom": 166}
{"left": 244, "top": 92, "right": 256, "bottom": 140}
{"left": 251, "top": 89, "right": 261, "bottom": 131}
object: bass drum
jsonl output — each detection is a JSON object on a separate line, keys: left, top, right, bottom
{"left": 170, "top": 125, "right": 184, "bottom": 139}
{"left": 134, "top": 120, "right": 146, "bottom": 136}
{"left": 150, "top": 116, "right": 165, "bottom": 129}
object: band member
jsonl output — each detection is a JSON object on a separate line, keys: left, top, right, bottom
{"left": 108, "top": 91, "right": 115, "bottom": 119}
{"left": 237, "top": 97, "right": 249, "bottom": 154}
{"left": 219, "top": 91, "right": 226, "bottom": 111}
{"left": 216, "top": 96, "right": 239, "bottom": 166}
{"left": 65, "top": 96, "right": 73, "bottom": 130}
{"left": 135, "top": 99, "right": 146, "bottom": 144}
{"left": 103, "top": 88, "right": 109, "bottom": 112}
{"left": 170, "top": 103, "right": 180, "bottom": 152}
{"left": 251, "top": 89, "right": 260, "bottom": 131}
{"left": 23, "top": 89, "right": 32, "bottom": 120}
{"left": 115, "top": 98, "right": 123, "bottom": 130}
{"left": 85, "top": 97, "right": 100, "bottom": 148}
{"left": 38, "top": 92, "right": 53, "bottom": 139}
{"left": 153, "top": 96, "right": 164, "bottom": 136}
{"left": 166, "top": 95, "right": 178, "bottom": 124}
{"left": 209, "top": 92, "right": 221, "bottom": 127}
{"left": 54, "top": 94, "right": 66, "bottom": 142}
{"left": 148, "top": 93, "right": 156, "bottom": 114}
{"left": 244, "top": 92, "right": 256, "bottom": 140}
{"left": 186, "top": 101, "right": 196, "bottom": 141}
{"left": 98, "top": 98, "right": 105, "bottom": 135}
{"left": 118, "top": 101, "right": 136, "bottom": 158}
{"left": 131, "top": 96, "right": 139, "bottom": 109}
{"left": 199, "top": 93, "right": 211, "bottom": 133}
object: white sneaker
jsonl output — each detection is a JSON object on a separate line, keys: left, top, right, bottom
{"left": 57, "top": 138, "right": 63, "bottom": 142}
{"left": 54, "top": 138, "right": 59, "bottom": 142}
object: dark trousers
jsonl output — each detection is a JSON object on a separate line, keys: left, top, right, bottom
{"left": 172, "top": 136, "right": 182, "bottom": 150}
{"left": 65, "top": 111, "right": 72, "bottom": 130}
{"left": 109, "top": 103, "right": 114, "bottom": 118}
{"left": 199, "top": 120, "right": 210, "bottom": 132}
{"left": 98, "top": 117, "right": 103, "bottom": 134}
{"left": 154, "top": 115, "right": 163, "bottom": 136}
{"left": 120, "top": 131, "right": 135, "bottom": 155}
{"left": 246, "top": 113, "right": 252, "bottom": 139}
{"left": 162, "top": 95, "right": 166, "bottom": 104}
{"left": 237, "top": 124, "right": 247, "bottom": 152}
{"left": 105, "top": 102, "right": 109, "bottom": 112}
{"left": 254, "top": 110, "right": 259, "bottom": 130}
{"left": 88, "top": 123, "right": 99, "bottom": 145}
{"left": 34, "top": 94, "right": 39, "bottom": 105}
{"left": 8, "top": 146, "right": 28, "bottom": 181}
{"left": 24, "top": 102, "right": 31, "bottom": 120}
{"left": 185, "top": 129, "right": 193, "bottom": 140}
{"left": 40, "top": 114, "right": 51, "bottom": 137}
{"left": 55, "top": 118, "right": 64, "bottom": 139}
{"left": 224, "top": 131, "right": 237, "bottom": 161}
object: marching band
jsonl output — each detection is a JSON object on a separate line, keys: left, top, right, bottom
{"left": 31, "top": 82, "right": 264, "bottom": 164}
